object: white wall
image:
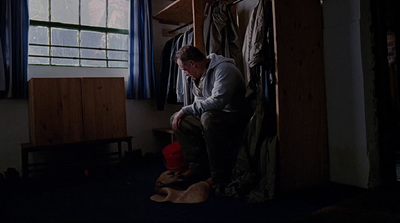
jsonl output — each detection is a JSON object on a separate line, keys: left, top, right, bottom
{"left": 323, "top": 0, "right": 370, "bottom": 188}
{"left": 0, "top": 100, "right": 30, "bottom": 174}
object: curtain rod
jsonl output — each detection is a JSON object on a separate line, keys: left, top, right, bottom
{"left": 168, "top": 22, "right": 193, "bottom": 34}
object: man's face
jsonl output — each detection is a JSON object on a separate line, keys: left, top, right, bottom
{"left": 177, "top": 59, "right": 201, "bottom": 80}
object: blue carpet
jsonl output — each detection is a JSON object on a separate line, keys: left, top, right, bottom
{"left": 2, "top": 154, "right": 364, "bottom": 222}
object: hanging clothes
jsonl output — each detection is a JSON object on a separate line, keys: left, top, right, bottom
{"left": 242, "top": 0, "right": 276, "bottom": 135}
{"left": 156, "top": 33, "right": 182, "bottom": 110}
{"left": 155, "top": 27, "right": 194, "bottom": 111}
{"left": 166, "top": 33, "right": 184, "bottom": 105}
{"left": 214, "top": 0, "right": 277, "bottom": 204}
{"left": 242, "top": 0, "right": 266, "bottom": 97}
{"left": 176, "top": 28, "right": 194, "bottom": 105}
{"left": 203, "top": 1, "right": 244, "bottom": 75}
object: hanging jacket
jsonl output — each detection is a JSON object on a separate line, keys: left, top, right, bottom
{"left": 242, "top": 0, "right": 266, "bottom": 97}
{"left": 214, "top": 0, "right": 278, "bottom": 204}
{"left": 203, "top": 1, "right": 244, "bottom": 75}
{"left": 214, "top": 65, "right": 278, "bottom": 204}
{"left": 166, "top": 34, "right": 184, "bottom": 105}
{"left": 156, "top": 33, "right": 183, "bottom": 110}
{"left": 176, "top": 28, "right": 194, "bottom": 105}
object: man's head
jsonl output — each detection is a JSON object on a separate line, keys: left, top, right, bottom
{"left": 175, "top": 45, "right": 207, "bottom": 80}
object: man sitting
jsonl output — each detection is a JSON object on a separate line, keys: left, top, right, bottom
{"left": 170, "top": 45, "right": 251, "bottom": 188}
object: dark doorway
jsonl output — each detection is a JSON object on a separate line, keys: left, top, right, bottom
{"left": 371, "top": 0, "right": 400, "bottom": 184}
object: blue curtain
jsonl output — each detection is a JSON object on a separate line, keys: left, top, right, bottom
{"left": 127, "top": 0, "right": 155, "bottom": 99}
{"left": 0, "top": 0, "right": 29, "bottom": 99}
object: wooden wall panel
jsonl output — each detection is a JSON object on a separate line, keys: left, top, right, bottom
{"left": 81, "top": 78, "right": 127, "bottom": 141}
{"left": 273, "top": 0, "right": 329, "bottom": 191}
{"left": 28, "top": 78, "right": 84, "bottom": 145}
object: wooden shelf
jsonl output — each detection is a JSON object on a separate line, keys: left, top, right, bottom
{"left": 153, "top": 0, "right": 193, "bottom": 25}
{"left": 153, "top": 0, "right": 216, "bottom": 54}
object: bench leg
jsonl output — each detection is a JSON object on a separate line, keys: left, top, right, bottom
{"left": 117, "top": 141, "right": 122, "bottom": 160}
{"left": 127, "top": 138, "right": 132, "bottom": 154}
{"left": 21, "top": 148, "right": 29, "bottom": 180}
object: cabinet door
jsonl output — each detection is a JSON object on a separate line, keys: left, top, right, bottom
{"left": 81, "top": 78, "right": 127, "bottom": 141}
{"left": 28, "top": 78, "right": 84, "bottom": 145}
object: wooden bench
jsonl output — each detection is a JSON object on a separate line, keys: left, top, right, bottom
{"left": 21, "top": 136, "right": 133, "bottom": 179}
{"left": 152, "top": 127, "right": 176, "bottom": 143}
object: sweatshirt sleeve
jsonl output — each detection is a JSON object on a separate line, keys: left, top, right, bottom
{"left": 182, "top": 63, "right": 243, "bottom": 116}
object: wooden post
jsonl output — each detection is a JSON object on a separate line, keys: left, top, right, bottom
{"left": 273, "top": 0, "right": 329, "bottom": 191}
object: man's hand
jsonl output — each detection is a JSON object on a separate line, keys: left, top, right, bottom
{"left": 172, "top": 109, "right": 184, "bottom": 131}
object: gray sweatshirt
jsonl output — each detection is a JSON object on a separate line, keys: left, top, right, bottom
{"left": 182, "top": 53, "right": 247, "bottom": 117}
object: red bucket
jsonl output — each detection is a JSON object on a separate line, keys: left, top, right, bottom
{"left": 162, "top": 141, "right": 188, "bottom": 172}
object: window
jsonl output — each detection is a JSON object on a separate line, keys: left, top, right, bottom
{"left": 28, "top": 0, "right": 129, "bottom": 68}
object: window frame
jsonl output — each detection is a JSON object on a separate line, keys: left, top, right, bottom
{"left": 28, "top": 0, "right": 130, "bottom": 69}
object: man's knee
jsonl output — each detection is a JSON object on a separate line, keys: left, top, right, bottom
{"left": 170, "top": 113, "right": 176, "bottom": 127}
{"left": 200, "top": 110, "right": 222, "bottom": 129}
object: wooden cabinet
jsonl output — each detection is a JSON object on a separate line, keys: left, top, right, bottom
{"left": 28, "top": 78, "right": 84, "bottom": 145}
{"left": 153, "top": 0, "right": 328, "bottom": 192}
{"left": 81, "top": 78, "right": 127, "bottom": 141}
{"left": 28, "top": 77, "right": 127, "bottom": 146}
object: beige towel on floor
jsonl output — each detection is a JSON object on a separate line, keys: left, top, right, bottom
{"left": 150, "top": 181, "right": 210, "bottom": 204}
